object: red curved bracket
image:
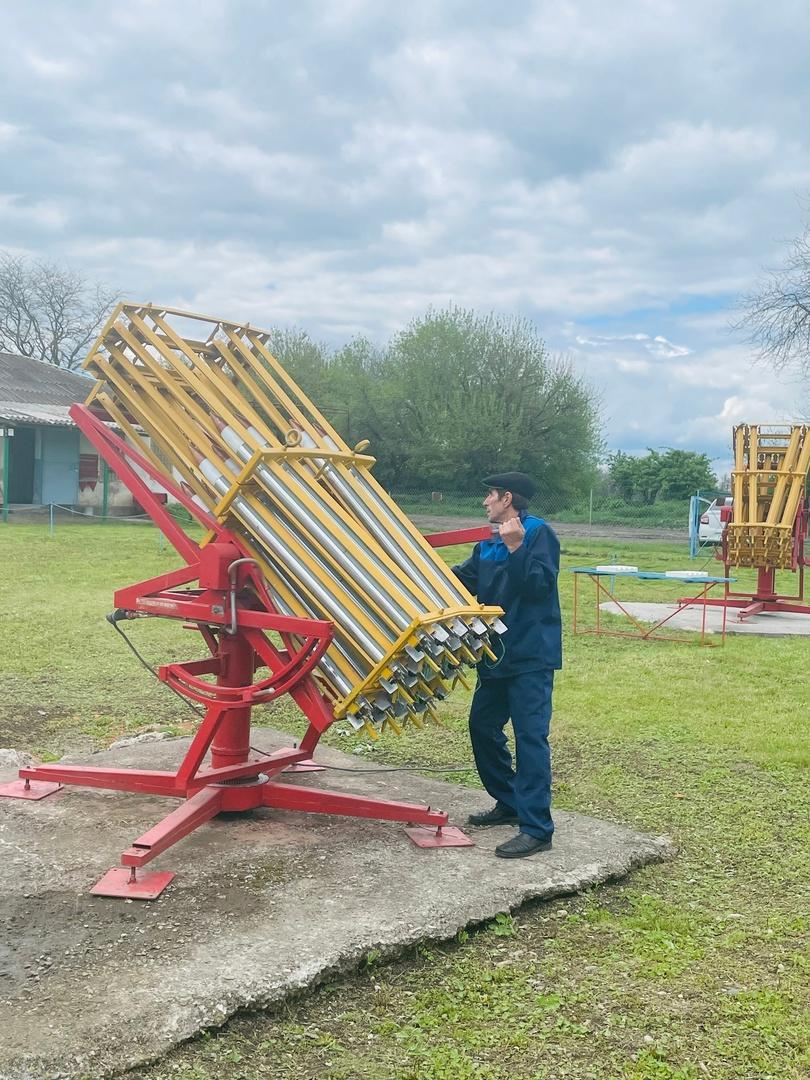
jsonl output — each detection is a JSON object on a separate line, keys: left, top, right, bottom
{"left": 161, "top": 625, "right": 333, "bottom": 707}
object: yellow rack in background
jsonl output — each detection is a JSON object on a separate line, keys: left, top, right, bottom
{"left": 728, "top": 424, "right": 810, "bottom": 570}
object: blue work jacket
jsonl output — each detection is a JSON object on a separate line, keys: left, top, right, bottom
{"left": 452, "top": 513, "right": 562, "bottom": 678}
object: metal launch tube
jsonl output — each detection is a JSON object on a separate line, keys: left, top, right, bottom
{"left": 210, "top": 466, "right": 407, "bottom": 721}
{"left": 230, "top": 420, "right": 451, "bottom": 609}
{"left": 267, "top": 560, "right": 373, "bottom": 687}
{"left": 216, "top": 423, "right": 492, "bottom": 682}
{"left": 257, "top": 541, "right": 373, "bottom": 669}
{"left": 201, "top": 440, "right": 487, "bottom": 707}
{"left": 292, "top": 427, "right": 469, "bottom": 608}
{"left": 266, "top": 593, "right": 354, "bottom": 698}
{"left": 264, "top": 508, "right": 398, "bottom": 640}
{"left": 218, "top": 424, "right": 415, "bottom": 631}
{"left": 228, "top": 422, "right": 439, "bottom": 617}
{"left": 198, "top": 448, "right": 401, "bottom": 654}
{"left": 217, "top": 333, "right": 466, "bottom": 607}
{"left": 197, "top": 456, "right": 386, "bottom": 663}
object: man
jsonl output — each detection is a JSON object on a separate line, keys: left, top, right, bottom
{"left": 452, "top": 472, "right": 561, "bottom": 858}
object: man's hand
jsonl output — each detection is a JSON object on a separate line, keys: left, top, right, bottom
{"left": 499, "top": 516, "right": 525, "bottom": 553}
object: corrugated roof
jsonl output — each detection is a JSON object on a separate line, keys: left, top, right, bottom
{"left": 0, "top": 402, "right": 75, "bottom": 426}
{"left": 0, "top": 351, "right": 93, "bottom": 426}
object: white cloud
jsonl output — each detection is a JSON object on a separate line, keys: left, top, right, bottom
{"left": 2, "top": 0, "right": 810, "bottom": 462}
{"left": 22, "top": 51, "right": 78, "bottom": 81}
{"left": 686, "top": 394, "right": 795, "bottom": 443}
{"left": 575, "top": 332, "right": 691, "bottom": 359}
{"left": 651, "top": 336, "right": 691, "bottom": 359}
{"left": 0, "top": 195, "right": 68, "bottom": 230}
{"left": 614, "top": 357, "right": 652, "bottom": 374}
{"left": 381, "top": 217, "right": 447, "bottom": 248}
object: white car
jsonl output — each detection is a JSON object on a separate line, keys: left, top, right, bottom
{"left": 699, "top": 496, "right": 733, "bottom": 544}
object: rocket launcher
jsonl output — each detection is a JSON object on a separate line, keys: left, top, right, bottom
{"left": 82, "top": 302, "right": 505, "bottom": 735}
{"left": 727, "top": 424, "right": 810, "bottom": 571}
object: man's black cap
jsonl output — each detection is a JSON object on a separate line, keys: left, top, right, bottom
{"left": 482, "top": 471, "right": 536, "bottom": 500}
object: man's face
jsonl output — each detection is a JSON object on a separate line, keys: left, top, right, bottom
{"left": 483, "top": 488, "right": 513, "bottom": 523}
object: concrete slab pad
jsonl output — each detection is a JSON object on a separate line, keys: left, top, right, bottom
{"left": 0, "top": 730, "right": 675, "bottom": 1080}
{"left": 600, "top": 600, "right": 810, "bottom": 636}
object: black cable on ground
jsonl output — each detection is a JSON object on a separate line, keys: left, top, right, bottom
{"left": 319, "top": 763, "right": 476, "bottom": 774}
{"left": 109, "top": 617, "right": 205, "bottom": 719}
{"left": 250, "top": 750, "right": 476, "bottom": 775}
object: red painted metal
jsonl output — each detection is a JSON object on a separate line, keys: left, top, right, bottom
{"left": 738, "top": 601, "right": 766, "bottom": 621}
{"left": 3, "top": 402, "right": 470, "bottom": 896}
{"left": 403, "top": 825, "right": 474, "bottom": 848}
{"left": 575, "top": 573, "right": 728, "bottom": 647}
{"left": 682, "top": 501, "right": 810, "bottom": 619}
{"left": 68, "top": 403, "right": 220, "bottom": 559}
{"left": 210, "top": 632, "right": 255, "bottom": 770}
{"left": 259, "top": 781, "right": 449, "bottom": 825}
{"left": 91, "top": 866, "right": 176, "bottom": 900}
{"left": 0, "top": 778, "right": 62, "bottom": 800}
{"left": 425, "top": 526, "right": 490, "bottom": 548}
{"left": 121, "top": 786, "right": 225, "bottom": 867}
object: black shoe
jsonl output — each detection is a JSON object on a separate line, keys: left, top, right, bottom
{"left": 495, "top": 832, "right": 553, "bottom": 858}
{"left": 467, "top": 804, "right": 519, "bottom": 827}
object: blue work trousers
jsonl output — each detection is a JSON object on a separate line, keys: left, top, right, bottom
{"left": 468, "top": 669, "right": 554, "bottom": 841}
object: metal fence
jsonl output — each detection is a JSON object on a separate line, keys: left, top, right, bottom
{"left": 0, "top": 489, "right": 691, "bottom": 539}
{"left": 390, "top": 489, "right": 688, "bottom": 534}
{"left": 0, "top": 503, "right": 172, "bottom": 550}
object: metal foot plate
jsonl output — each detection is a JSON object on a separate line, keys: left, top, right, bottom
{"left": 0, "top": 779, "right": 62, "bottom": 800}
{"left": 403, "top": 825, "right": 474, "bottom": 848}
{"left": 91, "top": 867, "right": 175, "bottom": 900}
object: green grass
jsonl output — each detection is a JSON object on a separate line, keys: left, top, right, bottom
{"left": 1, "top": 523, "right": 808, "bottom": 1079}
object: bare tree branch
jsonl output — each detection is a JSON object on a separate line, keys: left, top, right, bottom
{"left": 0, "top": 252, "right": 119, "bottom": 369}
{"left": 734, "top": 226, "right": 810, "bottom": 379}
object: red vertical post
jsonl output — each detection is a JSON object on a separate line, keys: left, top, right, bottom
{"left": 210, "top": 633, "right": 256, "bottom": 770}
{"left": 756, "top": 567, "right": 776, "bottom": 599}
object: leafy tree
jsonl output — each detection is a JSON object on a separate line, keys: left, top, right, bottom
{"left": 0, "top": 251, "right": 118, "bottom": 369}
{"left": 260, "top": 326, "right": 350, "bottom": 439}
{"left": 263, "top": 327, "right": 332, "bottom": 399}
{"left": 635, "top": 450, "right": 666, "bottom": 505}
{"left": 608, "top": 448, "right": 716, "bottom": 503}
{"left": 328, "top": 336, "right": 414, "bottom": 483}
{"left": 607, "top": 451, "right": 640, "bottom": 501}
{"left": 261, "top": 307, "right": 603, "bottom": 499}
{"left": 379, "top": 307, "right": 603, "bottom": 498}
{"left": 657, "top": 449, "right": 716, "bottom": 500}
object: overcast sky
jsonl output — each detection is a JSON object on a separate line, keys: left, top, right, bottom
{"left": 1, "top": 0, "right": 809, "bottom": 475}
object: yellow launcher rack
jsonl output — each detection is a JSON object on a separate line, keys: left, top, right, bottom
{"left": 82, "top": 303, "right": 505, "bottom": 735}
{"left": 727, "top": 424, "right": 810, "bottom": 570}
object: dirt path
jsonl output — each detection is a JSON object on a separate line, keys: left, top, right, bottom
{"left": 410, "top": 514, "right": 685, "bottom": 543}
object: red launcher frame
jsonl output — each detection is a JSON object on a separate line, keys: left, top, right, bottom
{"left": 685, "top": 503, "right": 810, "bottom": 621}
{"left": 0, "top": 405, "right": 488, "bottom": 898}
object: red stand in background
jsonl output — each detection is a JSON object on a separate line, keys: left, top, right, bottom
{"left": 683, "top": 503, "right": 810, "bottom": 620}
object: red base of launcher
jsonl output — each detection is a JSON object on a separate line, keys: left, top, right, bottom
{"left": 0, "top": 405, "right": 473, "bottom": 898}
{"left": 0, "top": 778, "right": 63, "bottom": 800}
{"left": 682, "top": 561, "right": 810, "bottom": 621}
{"left": 20, "top": 755, "right": 460, "bottom": 899}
